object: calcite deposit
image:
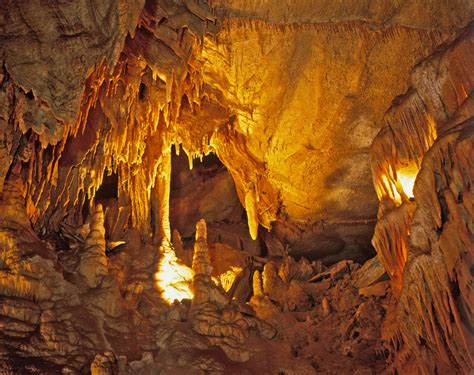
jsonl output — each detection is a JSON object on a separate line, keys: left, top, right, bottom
{"left": 0, "top": 0, "right": 472, "bottom": 374}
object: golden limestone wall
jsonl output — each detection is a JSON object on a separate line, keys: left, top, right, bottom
{"left": 371, "top": 23, "right": 474, "bottom": 373}
{"left": 198, "top": 1, "right": 473, "bottom": 262}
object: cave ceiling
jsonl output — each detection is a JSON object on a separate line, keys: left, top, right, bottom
{"left": 3, "top": 0, "right": 471, "bottom": 263}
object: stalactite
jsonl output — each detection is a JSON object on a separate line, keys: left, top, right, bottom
{"left": 152, "top": 151, "right": 172, "bottom": 241}
{"left": 371, "top": 89, "right": 437, "bottom": 205}
{"left": 371, "top": 22, "right": 474, "bottom": 373}
{"left": 211, "top": 125, "right": 279, "bottom": 239}
{"left": 244, "top": 182, "right": 259, "bottom": 240}
{"left": 0, "top": 0, "right": 223, "bottom": 239}
{"left": 154, "top": 149, "right": 194, "bottom": 303}
{"left": 371, "top": 201, "right": 416, "bottom": 293}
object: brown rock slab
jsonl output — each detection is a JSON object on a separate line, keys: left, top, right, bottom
{"left": 358, "top": 281, "right": 390, "bottom": 298}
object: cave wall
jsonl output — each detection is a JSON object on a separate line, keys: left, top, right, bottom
{"left": 197, "top": 1, "right": 473, "bottom": 262}
{"left": 371, "top": 23, "right": 474, "bottom": 373}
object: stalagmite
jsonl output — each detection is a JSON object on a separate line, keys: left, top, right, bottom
{"left": 321, "top": 297, "right": 331, "bottom": 317}
{"left": 192, "top": 219, "right": 213, "bottom": 280}
{"left": 190, "top": 219, "right": 276, "bottom": 362}
{"left": 78, "top": 204, "right": 109, "bottom": 288}
{"left": 190, "top": 220, "right": 252, "bottom": 361}
{"left": 252, "top": 270, "right": 264, "bottom": 297}
{"left": 262, "top": 262, "right": 288, "bottom": 304}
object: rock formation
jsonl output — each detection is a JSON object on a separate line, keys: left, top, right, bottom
{"left": 190, "top": 219, "right": 276, "bottom": 362}
{"left": 78, "top": 204, "right": 109, "bottom": 288}
{"left": 371, "top": 22, "right": 474, "bottom": 374}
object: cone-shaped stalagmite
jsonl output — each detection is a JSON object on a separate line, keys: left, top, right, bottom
{"left": 190, "top": 219, "right": 276, "bottom": 362}
{"left": 78, "top": 204, "right": 109, "bottom": 288}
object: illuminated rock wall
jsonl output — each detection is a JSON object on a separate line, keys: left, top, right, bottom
{"left": 371, "top": 23, "right": 474, "bottom": 373}
{"left": 2, "top": 0, "right": 473, "bottom": 263}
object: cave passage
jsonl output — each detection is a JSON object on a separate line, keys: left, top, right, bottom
{"left": 169, "top": 146, "right": 246, "bottom": 242}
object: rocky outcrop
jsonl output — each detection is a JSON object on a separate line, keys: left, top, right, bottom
{"left": 189, "top": 219, "right": 276, "bottom": 362}
{"left": 353, "top": 255, "right": 387, "bottom": 289}
{"left": 371, "top": 22, "right": 474, "bottom": 374}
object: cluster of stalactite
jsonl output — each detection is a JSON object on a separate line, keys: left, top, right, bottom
{"left": 371, "top": 22, "right": 473, "bottom": 374}
{"left": 371, "top": 90, "right": 437, "bottom": 204}
{"left": 0, "top": 0, "right": 226, "bottom": 243}
{"left": 210, "top": 125, "right": 279, "bottom": 239}
{"left": 371, "top": 201, "right": 415, "bottom": 293}
{"left": 0, "top": 0, "right": 284, "bottom": 248}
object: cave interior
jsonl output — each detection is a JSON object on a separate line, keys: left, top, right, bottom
{"left": 0, "top": 0, "right": 473, "bottom": 374}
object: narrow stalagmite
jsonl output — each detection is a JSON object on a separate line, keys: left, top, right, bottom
{"left": 78, "top": 204, "right": 109, "bottom": 288}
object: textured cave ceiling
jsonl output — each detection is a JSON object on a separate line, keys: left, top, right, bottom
{"left": 2, "top": 0, "right": 472, "bottom": 262}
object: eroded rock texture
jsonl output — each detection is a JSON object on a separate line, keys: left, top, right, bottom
{"left": 199, "top": 0, "right": 473, "bottom": 263}
{"left": 1, "top": 0, "right": 473, "bottom": 262}
{"left": 371, "top": 23, "right": 474, "bottom": 374}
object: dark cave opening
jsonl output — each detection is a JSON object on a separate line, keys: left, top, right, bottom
{"left": 169, "top": 145, "right": 245, "bottom": 242}
{"left": 95, "top": 171, "right": 119, "bottom": 201}
{"left": 81, "top": 169, "right": 119, "bottom": 236}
